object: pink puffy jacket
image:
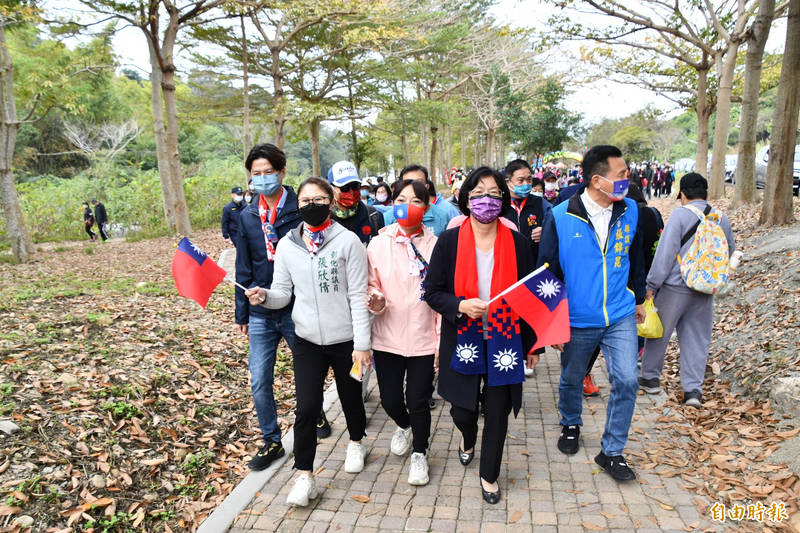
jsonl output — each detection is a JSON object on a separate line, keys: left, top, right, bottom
{"left": 366, "top": 223, "right": 440, "bottom": 357}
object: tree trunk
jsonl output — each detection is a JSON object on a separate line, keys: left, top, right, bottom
{"left": 439, "top": 130, "right": 446, "bottom": 183}
{"left": 0, "top": 24, "right": 34, "bottom": 263}
{"left": 241, "top": 14, "right": 252, "bottom": 182}
{"left": 161, "top": 65, "right": 192, "bottom": 237}
{"left": 420, "top": 122, "right": 428, "bottom": 168}
{"left": 760, "top": 0, "right": 800, "bottom": 226}
{"left": 447, "top": 124, "right": 453, "bottom": 172}
{"left": 497, "top": 132, "right": 505, "bottom": 167}
{"left": 271, "top": 48, "right": 286, "bottom": 149}
{"left": 429, "top": 125, "right": 438, "bottom": 183}
{"left": 736, "top": 0, "right": 775, "bottom": 205}
{"left": 401, "top": 133, "right": 409, "bottom": 166}
{"left": 695, "top": 63, "right": 711, "bottom": 182}
{"left": 460, "top": 125, "right": 466, "bottom": 170}
{"left": 486, "top": 127, "right": 496, "bottom": 168}
{"left": 346, "top": 69, "right": 359, "bottom": 173}
{"left": 709, "top": 42, "right": 741, "bottom": 199}
{"left": 309, "top": 118, "right": 321, "bottom": 176}
{"left": 147, "top": 41, "right": 176, "bottom": 230}
{"left": 474, "top": 128, "right": 480, "bottom": 167}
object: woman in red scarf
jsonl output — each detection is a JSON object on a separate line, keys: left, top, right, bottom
{"left": 424, "top": 167, "right": 539, "bottom": 504}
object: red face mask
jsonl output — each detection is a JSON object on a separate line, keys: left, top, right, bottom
{"left": 395, "top": 203, "right": 425, "bottom": 229}
{"left": 337, "top": 189, "right": 360, "bottom": 208}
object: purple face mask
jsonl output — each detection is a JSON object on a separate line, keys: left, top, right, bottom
{"left": 469, "top": 194, "right": 503, "bottom": 223}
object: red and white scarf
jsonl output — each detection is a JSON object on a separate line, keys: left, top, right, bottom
{"left": 258, "top": 190, "right": 283, "bottom": 261}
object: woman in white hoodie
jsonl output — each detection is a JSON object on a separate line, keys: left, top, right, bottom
{"left": 246, "top": 177, "right": 372, "bottom": 507}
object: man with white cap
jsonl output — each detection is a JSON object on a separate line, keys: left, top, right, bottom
{"left": 328, "top": 161, "right": 384, "bottom": 244}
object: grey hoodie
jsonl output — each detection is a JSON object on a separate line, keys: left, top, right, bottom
{"left": 646, "top": 200, "right": 736, "bottom": 293}
{"left": 263, "top": 221, "right": 371, "bottom": 351}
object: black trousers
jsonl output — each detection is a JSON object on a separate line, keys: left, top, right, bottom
{"left": 85, "top": 224, "right": 96, "bottom": 240}
{"left": 292, "top": 337, "right": 366, "bottom": 471}
{"left": 373, "top": 350, "right": 434, "bottom": 453}
{"left": 450, "top": 384, "right": 513, "bottom": 483}
{"left": 98, "top": 222, "right": 109, "bottom": 241}
{"left": 586, "top": 345, "right": 601, "bottom": 376}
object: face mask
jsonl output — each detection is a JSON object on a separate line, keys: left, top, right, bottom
{"left": 394, "top": 203, "right": 425, "bottom": 228}
{"left": 244, "top": 195, "right": 253, "bottom": 203}
{"left": 300, "top": 203, "right": 331, "bottom": 227}
{"left": 469, "top": 194, "right": 503, "bottom": 224}
{"left": 599, "top": 176, "right": 629, "bottom": 202}
{"left": 513, "top": 183, "right": 532, "bottom": 197}
{"left": 248, "top": 183, "right": 256, "bottom": 191}
{"left": 360, "top": 189, "right": 369, "bottom": 199}
{"left": 532, "top": 191, "right": 543, "bottom": 197}
{"left": 233, "top": 195, "right": 243, "bottom": 203}
{"left": 375, "top": 192, "right": 389, "bottom": 203}
{"left": 544, "top": 182, "right": 557, "bottom": 192}
{"left": 252, "top": 173, "right": 281, "bottom": 196}
{"left": 337, "top": 189, "right": 360, "bottom": 208}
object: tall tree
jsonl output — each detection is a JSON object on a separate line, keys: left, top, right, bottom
{"left": 736, "top": 0, "right": 777, "bottom": 205}
{"left": 760, "top": 0, "right": 799, "bottom": 226}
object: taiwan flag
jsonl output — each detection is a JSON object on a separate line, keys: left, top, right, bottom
{"left": 496, "top": 266, "right": 570, "bottom": 349}
{"left": 171, "top": 238, "right": 227, "bottom": 308}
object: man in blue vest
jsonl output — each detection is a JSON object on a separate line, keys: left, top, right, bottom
{"left": 538, "top": 145, "right": 646, "bottom": 481}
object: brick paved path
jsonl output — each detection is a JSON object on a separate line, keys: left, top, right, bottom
{"left": 230, "top": 349, "right": 717, "bottom": 532}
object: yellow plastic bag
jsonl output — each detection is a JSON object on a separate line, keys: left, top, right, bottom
{"left": 637, "top": 298, "right": 663, "bottom": 338}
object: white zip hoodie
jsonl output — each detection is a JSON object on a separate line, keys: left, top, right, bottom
{"left": 263, "top": 221, "right": 371, "bottom": 351}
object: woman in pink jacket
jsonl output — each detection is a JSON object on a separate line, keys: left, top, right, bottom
{"left": 366, "top": 179, "right": 439, "bottom": 486}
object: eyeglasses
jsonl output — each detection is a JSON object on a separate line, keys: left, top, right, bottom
{"left": 337, "top": 182, "right": 360, "bottom": 193}
{"left": 298, "top": 197, "right": 331, "bottom": 207}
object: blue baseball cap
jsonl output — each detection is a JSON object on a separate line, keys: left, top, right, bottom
{"left": 327, "top": 161, "right": 360, "bottom": 187}
{"left": 231, "top": 186, "right": 243, "bottom": 194}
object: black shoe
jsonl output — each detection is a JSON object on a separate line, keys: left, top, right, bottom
{"left": 428, "top": 397, "right": 436, "bottom": 409}
{"left": 249, "top": 441, "right": 285, "bottom": 471}
{"left": 316, "top": 411, "right": 331, "bottom": 439}
{"left": 595, "top": 452, "right": 636, "bottom": 481}
{"left": 481, "top": 483, "right": 501, "bottom": 504}
{"left": 557, "top": 425, "right": 580, "bottom": 455}
{"left": 457, "top": 445, "right": 474, "bottom": 466}
{"left": 638, "top": 376, "right": 662, "bottom": 395}
{"left": 683, "top": 389, "right": 702, "bottom": 408}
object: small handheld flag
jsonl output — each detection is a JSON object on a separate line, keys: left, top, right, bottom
{"left": 172, "top": 238, "right": 227, "bottom": 308}
{"left": 491, "top": 264, "right": 570, "bottom": 350}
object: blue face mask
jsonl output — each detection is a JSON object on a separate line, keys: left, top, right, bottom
{"left": 252, "top": 173, "right": 281, "bottom": 196}
{"left": 360, "top": 189, "right": 369, "bottom": 199}
{"left": 513, "top": 184, "right": 532, "bottom": 197}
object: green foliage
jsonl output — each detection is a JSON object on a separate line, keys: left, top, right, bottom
{"left": 181, "top": 449, "right": 213, "bottom": 478}
{"left": 101, "top": 400, "right": 141, "bottom": 420}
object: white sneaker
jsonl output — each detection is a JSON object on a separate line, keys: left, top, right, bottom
{"left": 286, "top": 473, "right": 318, "bottom": 506}
{"left": 408, "top": 452, "right": 429, "bottom": 485}
{"left": 390, "top": 426, "right": 412, "bottom": 456}
{"left": 344, "top": 441, "right": 366, "bottom": 473}
{"left": 524, "top": 367, "right": 534, "bottom": 377}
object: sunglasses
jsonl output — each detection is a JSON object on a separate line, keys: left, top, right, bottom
{"left": 338, "top": 182, "right": 360, "bottom": 193}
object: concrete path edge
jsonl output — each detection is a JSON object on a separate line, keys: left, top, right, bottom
{"left": 197, "top": 383, "right": 341, "bottom": 533}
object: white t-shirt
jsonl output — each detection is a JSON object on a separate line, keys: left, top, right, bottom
{"left": 476, "top": 247, "right": 494, "bottom": 340}
{"left": 581, "top": 191, "right": 613, "bottom": 251}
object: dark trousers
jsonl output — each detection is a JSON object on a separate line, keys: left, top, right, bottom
{"left": 292, "top": 337, "right": 366, "bottom": 471}
{"left": 98, "top": 222, "right": 109, "bottom": 241}
{"left": 586, "top": 345, "right": 601, "bottom": 376}
{"left": 85, "top": 224, "right": 96, "bottom": 240}
{"left": 450, "top": 385, "right": 513, "bottom": 483}
{"left": 373, "top": 350, "right": 434, "bottom": 453}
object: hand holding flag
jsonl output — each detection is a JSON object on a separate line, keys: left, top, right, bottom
{"left": 490, "top": 264, "right": 570, "bottom": 350}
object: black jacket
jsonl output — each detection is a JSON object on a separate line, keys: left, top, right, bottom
{"left": 424, "top": 225, "right": 536, "bottom": 415}
{"left": 221, "top": 200, "right": 244, "bottom": 240}
{"left": 331, "top": 201, "right": 384, "bottom": 245}
{"left": 554, "top": 184, "right": 581, "bottom": 206}
{"left": 234, "top": 187, "right": 302, "bottom": 325}
{"left": 83, "top": 207, "right": 94, "bottom": 225}
{"left": 500, "top": 195, "right": 551, "bottom": 263}
{"left": 637, "top": 204, "right": 664, "bottom": 274}
{"left": 93, "top": 202, "right": 108, "bottom": 225}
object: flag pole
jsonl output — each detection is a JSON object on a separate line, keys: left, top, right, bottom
{"left": 224, "top": 276, "right": 248, "bottom": 292}
{"left": 487, "top": 263, "right": 549, "bottom": 305}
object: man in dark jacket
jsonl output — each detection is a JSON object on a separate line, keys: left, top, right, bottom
{"left": 538, "top": 145, "right": 646, "bottom": 482}
{"left": 91, "top": 199, "right": 109, "bottom": 241}
{"left": 327, "top": 160, "right": 383, "bottom": 244}
{"left": 235, "top": 144, "right": 302, "bottom": 471}
{"left": 221, "top": 186, "right": 245, "bottom": 243}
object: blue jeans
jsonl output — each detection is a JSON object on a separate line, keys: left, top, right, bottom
{"left": 558, "top": 313, "right": 638, "bottom": 456}
{"left": 249, "top": 308, "right": 295, "bottom": 444}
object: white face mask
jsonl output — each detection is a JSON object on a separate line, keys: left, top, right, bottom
{"left": 532, "top": 191, "right": 543, "bottom": 197}
{"left": 545, "top": 182, "right": 557, "bottom": 191}
{"left": 248, "top": 183, "right": 256, "bottom": 191}
{"left": 233, "top": 195, "right": 243, "bottom": 202}
{"left": 375, "top": 192, "right": 389, "bottom": 203}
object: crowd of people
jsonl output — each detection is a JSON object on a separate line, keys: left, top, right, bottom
{"left": 221, "top": 143, "right": 735, "bottom": 507}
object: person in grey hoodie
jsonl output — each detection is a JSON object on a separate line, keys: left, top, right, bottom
{"left": 245, "top": 177, "right": 372, "bottom": 507}
{"left": 638, "top": 173, "right": 735, "bottom": 408}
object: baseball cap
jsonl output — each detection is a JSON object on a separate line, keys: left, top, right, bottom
{"left": 361, "top": 178, "right": 372, "bottom": 188}
{"left": 677, "top": 172, "right": 707, "bottom": 198}
{"left": 327, "top": 161, "right": 360, "bottom": 187}
{"left": 231, "top": 186, "right": 243, "bottom": 194}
